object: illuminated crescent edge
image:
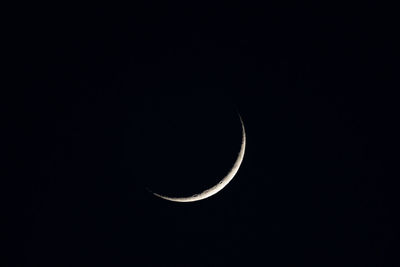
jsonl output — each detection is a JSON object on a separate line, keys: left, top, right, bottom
{"left": 149, "top": 115, "right": 246, "bottom": 203}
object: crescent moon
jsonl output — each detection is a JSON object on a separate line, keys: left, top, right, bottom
{"left": 150, "top": 114, "right": 246, "bottom": 202}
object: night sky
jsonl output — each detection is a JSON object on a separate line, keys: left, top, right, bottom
{"left": 5, "top": 3, "right": 399, "bottom": 266}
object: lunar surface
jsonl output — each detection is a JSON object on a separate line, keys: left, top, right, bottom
{"left": 149, "top": 115, "right": 246, "bottom": 202}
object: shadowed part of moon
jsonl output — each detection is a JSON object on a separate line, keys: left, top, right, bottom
{"left": 149, "top": 115, "right": 246, "bottom": 203}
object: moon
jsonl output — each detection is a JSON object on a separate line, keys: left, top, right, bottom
{"left": 149, "top": 114, "right": 246, "bottom": 203}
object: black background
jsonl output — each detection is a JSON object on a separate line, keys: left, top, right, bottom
{"left": 5, "top": 2, "right": 399, "bottom": 266}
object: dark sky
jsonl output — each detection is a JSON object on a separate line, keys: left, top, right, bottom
{"left": 5, "top": 3, "right": 399, "bottom": 266}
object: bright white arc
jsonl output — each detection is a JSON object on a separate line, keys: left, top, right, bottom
{"left": 151, "top": 115, "right": 246, "bottom": 203}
